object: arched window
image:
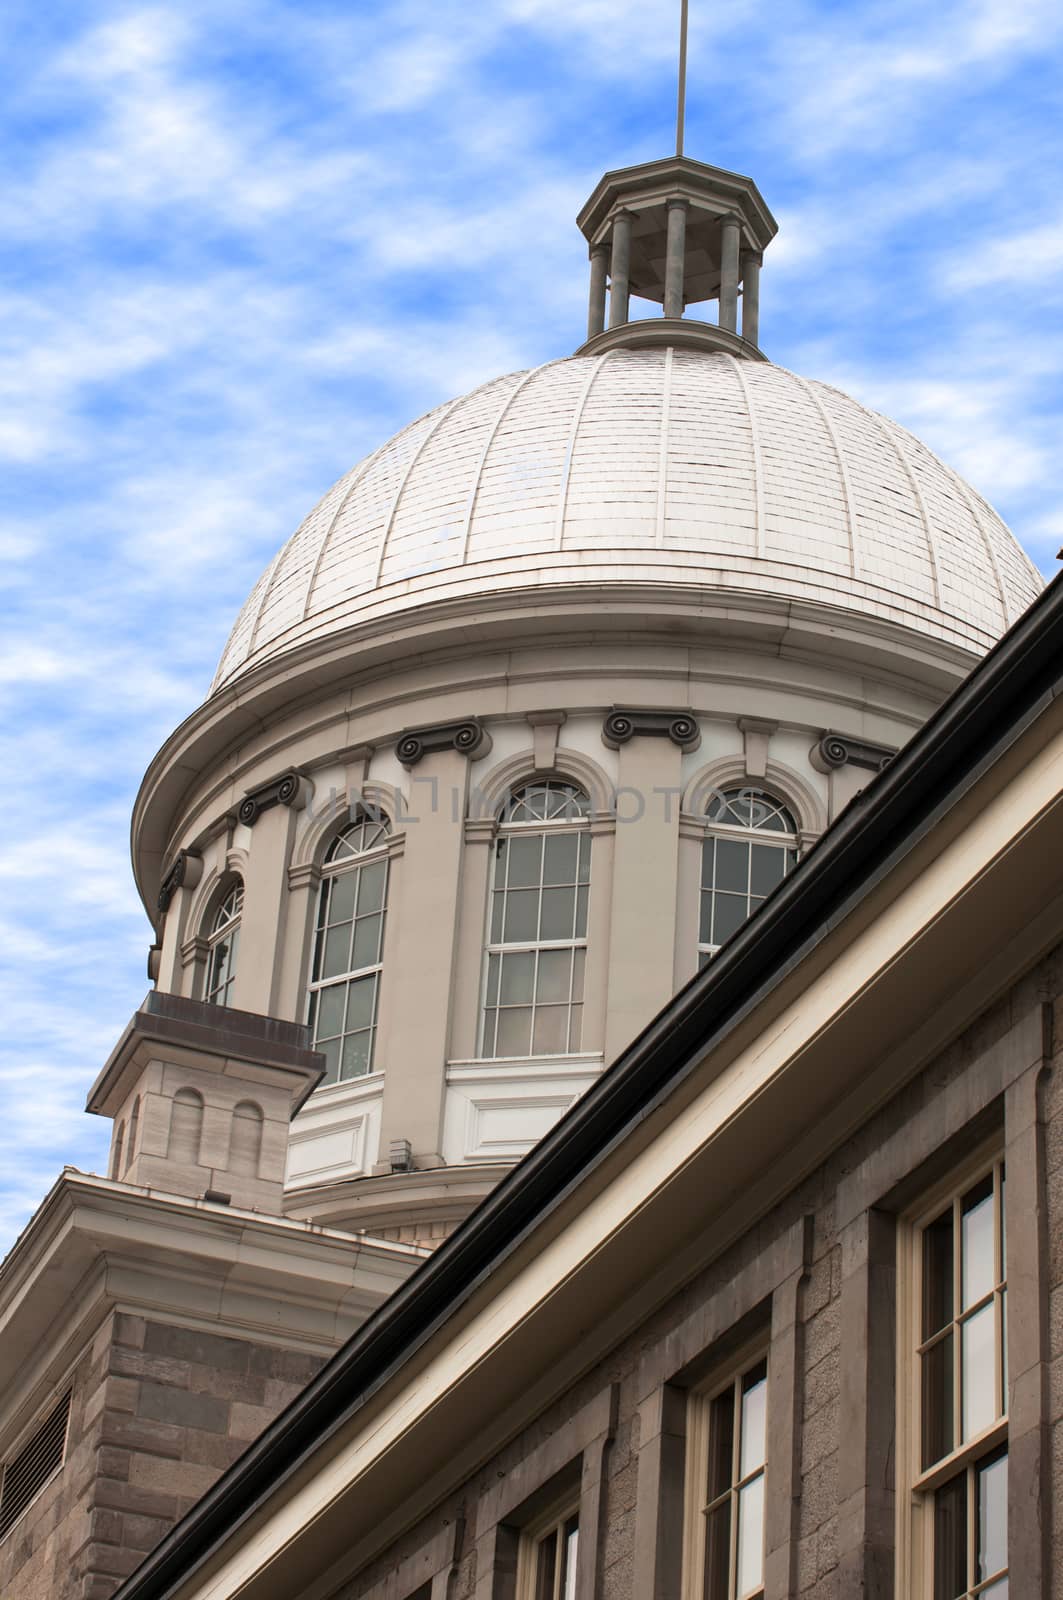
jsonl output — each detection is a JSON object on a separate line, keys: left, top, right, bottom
{"left": 125, "top": 1096, "right": 140, "bottom": 1173}
{"left": 168, "top": 1088, "right": 204, "bottom": 1164}
{"left": 110, "top": 1121, "right": 125, "bottom": 1181}
{"left": 230, "top": 1100, "right": 264, "bottom": 1177}
{"left": 699, "top": 788, "right": 798, "bottom": 962}
{"left": 307, "top": 812, "right": 391, "bottom": 1084}
{"left": 481, "top": 780, "right": 591, "bottom": 1059}
{"left": 205, "top": 882, "right": 243, "bottom": 1007}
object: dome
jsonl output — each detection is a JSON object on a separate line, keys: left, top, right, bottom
{"left": 214, "top": 348, "right": 1042, "bottom": 691}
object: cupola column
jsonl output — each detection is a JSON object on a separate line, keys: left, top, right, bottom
{"left": 608, "top": 210, "right": 634, "bottom": 329}
{"left": 741, "top": 250, "right": 762, "bottom": 347}
{"left": 664, "top": 199, "right": 688, "bottom": 319}
{"left": 719, "top": 213, "right": 741, "bottom": 333}
{"left": 587, "top": 245, "right": 608, "bottom": 339}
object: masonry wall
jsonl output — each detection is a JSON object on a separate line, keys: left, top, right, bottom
{"left": 0, "top": 1315, "right": 325, "bottom": 1600}
{"left": 327, "top": 945, "right": 1063, "bottom": 1600}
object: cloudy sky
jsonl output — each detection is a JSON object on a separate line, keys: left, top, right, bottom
{"left": 1, "top": 0, "right": 1061, "bottom": 1251}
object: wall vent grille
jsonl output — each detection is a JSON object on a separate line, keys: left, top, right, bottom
{"left": 0, "top": 1390, "right": 72, "bottom": 1539}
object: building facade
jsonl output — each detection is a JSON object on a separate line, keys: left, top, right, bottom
{"left": 0, "top": 151, "right": 1057, "bottom": 1600}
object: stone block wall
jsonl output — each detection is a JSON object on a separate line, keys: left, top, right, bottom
{"left": 0, "top": 1312, "right": 325, "bottom": 1600}
{"left": 331, "top": 946, "right": 1063, "bottom": 1600}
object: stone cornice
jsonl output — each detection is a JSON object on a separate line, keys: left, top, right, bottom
{"left": 132, "top": 583, "right": 979, "bottom": 924}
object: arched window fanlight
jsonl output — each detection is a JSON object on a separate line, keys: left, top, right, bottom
{"left": 307, "top": 813, "right": 391, "bottom": 1084}
{"left": 481, "top": 780, "right": 591, "bottom": 1059}
{"left": 699, "top": 788, "right": 798, "bottom": 962}
{"left": 205, "top": 883, "right": 243, "bottom": 1007}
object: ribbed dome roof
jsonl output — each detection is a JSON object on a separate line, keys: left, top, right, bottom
{"left": 214, "top": 348, "right": 1042, "bottom": 690}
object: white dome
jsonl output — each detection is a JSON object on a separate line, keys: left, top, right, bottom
{"left": 214, "top": 348, "right": 1042, "bottom": 690}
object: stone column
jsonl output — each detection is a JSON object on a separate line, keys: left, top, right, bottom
{"left": 587, "top": 245, "right": 608, "bottom": 340}
{"left": 603, "top": 738, "right": 681, "bottom": 1059}
{"left": 663, "top": 199, "right": 687, "bottom": 319}
{"left": 608, "top": 210, "right": 633, "bottom": 329}
{"left": 377, "top": 749, "right": 469, "bottom": 1164}
{"left": 719, "top": 213, "right": 741, "bottom": 333}
{"left": 742, "top": 250, "right": 762, "bottom": 346}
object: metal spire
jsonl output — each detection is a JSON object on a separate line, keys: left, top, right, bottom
{"left": 676, "top": 0, "right": 688, "bottom": 156}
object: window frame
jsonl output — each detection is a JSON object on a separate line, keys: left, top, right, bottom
{"left": 898, "top": 1142, "right": 1009, "bottom": 1600}
{"left": 204, "top": 881, "right": 243, "bottom": 1007}
{"left": 306, "top": 812, "right": 392, "bottom": 1085}
{"left": 682, "top": 1333, "right": 770, "bottom": 1600}
{"left": 514, "top": 1488, "right": 581, "bottom": 1600}
{"left": 697, "top": 787, "right": 799, "bottom": 963}
{"left": 478, "top": 780, "right": 592, "bottom": 1061}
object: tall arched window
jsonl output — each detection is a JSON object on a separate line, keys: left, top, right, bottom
{"left": 205, "top": 883, "right": 243, "bottom": 1007}
{"left": 699, "top": 788, "right": 798, "bottom": 962}
{"left": 307, "top": 812, "right": 390, "bottom": 1084}
{"left": 481, "top": 780, "right": 591, "bottom": 1059}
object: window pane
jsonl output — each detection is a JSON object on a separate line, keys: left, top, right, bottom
{"left": 923, "top": 1207, "right": 955, "bottom": 1338}
{"left": 735, "top": 1473, "right": 764, "bottom": 1597}
{"left": 962, "top": 1303, "right": 997, "bottom": 1440}
{"left": 537, "top": 948, "right": 571, "bottom": 1003}
{"left": 933, "top": 1472, "right": 966, "bottom": 1600}
{"left": 322, "top": 924, "right": 351, "bottom": 980}
{"left": 713, "top": 838, "right": 748, "bottom": 894}
{"left": 701, "top": 839, "right": 716, "bottom": 891}
{"left": 500, "top": 951, "right": 535, "bottom": 1003}
{"left": 707, "top": 1388, "right": 734, "bottom": 1501}
{"left": 506, "top": 834, "right": 543, "bottom": 889}
{"left": 352, "top": 913, "right": 383, "bottom": 970}
{"left": 315, "top": 983, "right": 346, "bottom": 1040}
{"left": 712, "top": 893, "right": 747, "bottom": 947}
{"left": 356, "top": 860, "right": 387, "bottom": 914}
{"left": 318, "top": 1037, "right": 341, "bottom": 1085}
{"left": 961, "top": 1176, "right": 995, "bottom": 1309}
{"left": 977, "top": 1448, "right": 1007, "bottom": 1582}
{"left": 533, "top": 1530, "right": 556, "bottom": 1600}
{"left": 699, "top": 891, "right": 713, "bottom": 947}
{"left": 496, "top": 1007, "right": 532, "bottom": 1057}
{"left": 503, "top": 889, "right": 539, "bottom": 943}
{"left": 540, "top": 886, "right": 576, "bottom": 940}
{"left": 491, "top": 890, "right": 504, "bottom": 943}
{"left": 567, "top": 1003, "right": 583, "bottom": 1052}
{"left": 922, "top": 1334, "right": 954, "bottom": 1469}
{"left": 571, "top": 948, "right": 585, "bottom": 1002}
{"left": 999, "top": 1167, "right": 1006, "bottom": 1277}
{"left": 532, "top": 1005, "right": 568, "bottom": 1055}
{"left": 739, "top": 1363, "right": 768, "bottom": 1477}
{"left": 543, "top": 831, "right": 578, "bottom": 884}
{"left": 345, "top": 974, "right": 376, "bottom": 1032}
{"left": 575, "top": 884, "right": 589, "bottom": 939}
{"left": 485, "top": 953, "right": 500, "bottom": 1006}
{"left": 749, "top": 843, "right": 787, "bottom": 897}
{"left": 577, "top": 832, "right": 591, "bottom": 883}
{"left": 341, "top": 1031, "right": 372, "bottom": 1078}
{"left": 703, "top": 1500, "right": 730, "bottom": 1600}
{"left": 560, "top": 1518, "right": 578, "bottom": 1600}
{"left": 327, "top": 871, "right": 357, "bottom": 926}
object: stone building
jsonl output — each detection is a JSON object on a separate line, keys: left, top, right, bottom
{"left": 0, "top": 151, "right": 1057, "bottom": 1600}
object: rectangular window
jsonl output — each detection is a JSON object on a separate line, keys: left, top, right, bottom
{"left": 685, "top": 1352, "right": 768, "bottom": 1600}
{"left": 902, "top": 1157, "right": 1008, "bottom": 1598}
{"left": 516, "top": 1499, "right": 579, "bottom": 1600}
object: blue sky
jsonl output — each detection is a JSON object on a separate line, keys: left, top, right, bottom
{"left": 1, "top": 0, "right": 1061, "bottom": 1252}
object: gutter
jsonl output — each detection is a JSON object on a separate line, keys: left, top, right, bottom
{"left": 114, "top": 571, "right": 1063, "bottom": 1600}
